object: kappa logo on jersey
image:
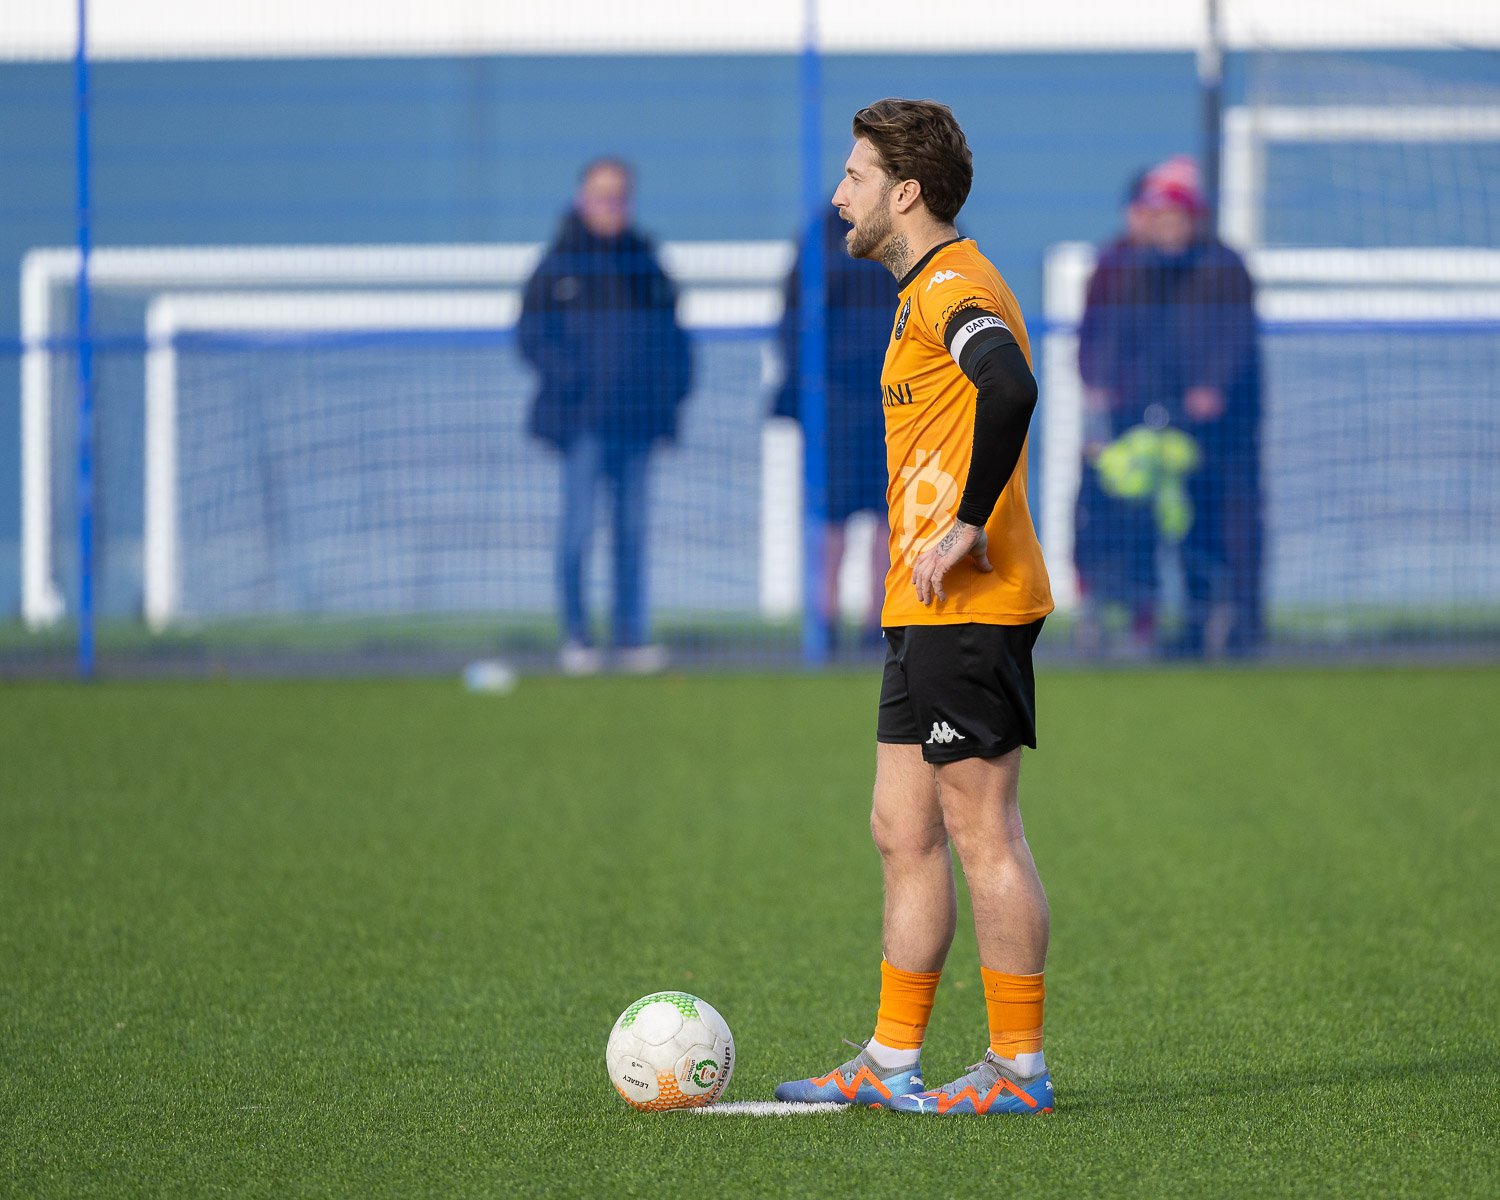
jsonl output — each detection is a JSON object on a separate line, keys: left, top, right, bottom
{"left": 926, "top": 721, "right": 965, "bottom": 744}
{"left": 893, "top": 297, "right": 912, "bottom": 339}
{"left": 925, "top": 269, "right": 965, "bottom": 292}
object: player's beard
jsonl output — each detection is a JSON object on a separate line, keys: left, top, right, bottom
{"left": 845, "top": 195, "right": 893, "bottom": 261}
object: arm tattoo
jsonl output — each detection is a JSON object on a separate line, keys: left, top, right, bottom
{"left": 935, "top": 520, "right": 976, "bottom": 558}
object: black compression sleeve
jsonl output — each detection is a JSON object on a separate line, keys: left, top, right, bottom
{"left": 953, "top": 340, "right": 1039, "bottom": 528}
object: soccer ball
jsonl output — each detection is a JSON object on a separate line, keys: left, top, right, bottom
{"left": 605, "top": 991, "right": 735, "bottom": 1111}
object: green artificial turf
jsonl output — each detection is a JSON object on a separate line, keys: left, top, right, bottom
{"left": 2, "top": 667, "right": 1498, "bottom": 1197}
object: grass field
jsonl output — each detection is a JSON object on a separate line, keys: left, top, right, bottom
{"left": 3, "top": 666, "right": 1498, "bottom": 1197}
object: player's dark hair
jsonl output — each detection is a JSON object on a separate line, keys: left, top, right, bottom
{"left": 851, "top": 98, "right": 973, "bottom": 225}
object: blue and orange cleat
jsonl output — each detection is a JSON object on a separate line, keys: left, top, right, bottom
{"left": 774, "top": 1040, "right": 926, "bottom": 1108}
{"left": 889, "top": 1050, "right": 1053, "bottom": 1115}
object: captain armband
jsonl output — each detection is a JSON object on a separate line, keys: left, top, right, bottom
{"left": 943, "top": 307, "right": 1018, "bottom": 384}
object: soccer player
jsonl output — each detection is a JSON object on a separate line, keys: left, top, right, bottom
{"left": 775, "top": 99, "right": 1055, "bottom": 1115}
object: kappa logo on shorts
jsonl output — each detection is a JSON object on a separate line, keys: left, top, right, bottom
{"left": 926, "top": 721, "right": 965, "bottom": 744}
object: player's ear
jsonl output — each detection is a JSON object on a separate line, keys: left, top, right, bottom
{"left": 891, "top": 178, "right": 922, "bottom": 216}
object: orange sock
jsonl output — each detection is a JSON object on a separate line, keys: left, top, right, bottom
{"left": 872, "top": 959, "right": 942, "bottom": 1050}
{"left": 980, "top": 967, "right": 1045, "bottom": 1058}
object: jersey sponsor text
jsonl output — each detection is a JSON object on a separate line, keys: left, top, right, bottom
{"left": 883, "top": 381, "right": 915, "bottom": 408}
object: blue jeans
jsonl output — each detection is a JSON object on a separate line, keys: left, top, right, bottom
{"left": 559, "top": 433, "right": 651, "bottom": 648}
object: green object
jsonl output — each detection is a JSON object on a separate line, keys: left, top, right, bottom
{"left": 619, "top": 991, "right": 701, "bottom": 1028}
{"left": 1095, "top": 423, "right": 1201, "bottom": 541}
{"left": 3, "top": 670, "right": 1498, "bottom": 1197}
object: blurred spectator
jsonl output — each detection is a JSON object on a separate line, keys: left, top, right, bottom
{"left": 774, "top": 209, "right": 897, "bottom": 649}
{"left": 519, "top": 158, "right": 692, "bottom": 674}
{"left": 1139, "top": 157, "right": 1264, "bottom": 658}
{"left": 1074, "top": 158, "right": 1263, "bottom": 658}
{"left": 1073, "top": 169, "right": 1162, "bottom": 655}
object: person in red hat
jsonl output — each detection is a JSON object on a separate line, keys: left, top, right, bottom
{"left": 1074, "top": 166, "right": 1170, "bottom": 657}
{"left": 1134, "top": 155, "right": 1265, "bottom": 657}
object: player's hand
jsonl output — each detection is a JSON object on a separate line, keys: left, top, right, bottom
{"left": 912, "top": 521, "right": 991, "bottom": 605}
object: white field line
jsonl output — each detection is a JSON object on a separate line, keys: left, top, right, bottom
{"left": 682, "top": 1100, "right": 852, "bottom": 1116}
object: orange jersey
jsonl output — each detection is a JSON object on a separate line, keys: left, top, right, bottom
{"left": 880, "top": 239, "right": 1053, "bottom": 626}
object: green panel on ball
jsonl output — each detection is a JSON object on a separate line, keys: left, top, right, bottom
{"left": 618, "top": 991, "right": 701, "bottom": 1029}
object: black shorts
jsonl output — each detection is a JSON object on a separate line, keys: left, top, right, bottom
{"left": 877, "top": 620, "right": 1044, "bottom": 764}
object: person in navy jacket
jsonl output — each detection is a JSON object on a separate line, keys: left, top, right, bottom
{"left": 518, "top": 158, "right": 692, "bottom": 674}
{"left": 775, "top": 208, "right": 897, "bottom": 649}
{"left": 1138, "top": 158, "right": 1263, "bottom": 658}
{"left": 1074, "top": 169, "right": 1163, "bottom": 655}
{"left": 1075, "top": 158, "right": 1263, "bottom": 658}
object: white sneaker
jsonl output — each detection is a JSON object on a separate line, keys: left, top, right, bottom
{"left": 559, "top": 642, "right": 603, "bottom": 676}
{"left": 615, "top": 644, "right": 668, "bottom": 675}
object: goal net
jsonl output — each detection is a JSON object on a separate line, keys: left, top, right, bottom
{"left": 26, "top": 241, "right": 856, "bottom": 663}
{"left": 142, "top": 280, "right": 791, "bottom": 635}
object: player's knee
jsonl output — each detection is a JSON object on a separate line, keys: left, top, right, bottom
{"left": 939, "top": 790, "right": 1021, "bottom": 860}
{"left": 870, "top": 807, "right": 946, "bottom": 861}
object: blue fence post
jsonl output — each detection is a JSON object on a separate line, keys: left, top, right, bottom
{"left": 1199, "top": 0, "right": 1224, "bottom": 227}
{"left": 797, "top": 0, "right": 829, "bottom": 666}
{"left": 74, "top": 0, "right": 96, "bottom": 679}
